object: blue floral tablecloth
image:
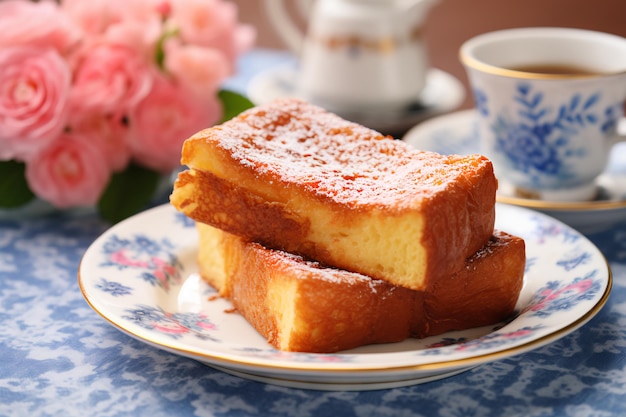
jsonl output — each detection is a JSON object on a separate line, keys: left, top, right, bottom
{"left": 2, "top": 50, "right": 626, "bottom": 417}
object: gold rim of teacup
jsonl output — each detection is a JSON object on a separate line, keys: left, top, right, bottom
{"left": 458, "top": 52, "right": 626, "bottom": 80}
{"left": 459, "top": 27, "right": 626, "bottom": 79}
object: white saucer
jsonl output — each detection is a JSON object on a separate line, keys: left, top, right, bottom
{"left": 247, "top": 64, "right": 465, "bottom": 136}
{"left": 80, "top": 204, "right": 610, "bottom": 391}
{"left": 402, "top": 109, "right": 626, "bottom": 234}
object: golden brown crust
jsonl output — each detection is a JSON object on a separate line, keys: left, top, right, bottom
{"left": 198, "top": 223, "right": 525, "bottom": 353}
{"left": 416, "top": 231, "right": 526, "bottom": 338}
{"left": 171, "top": 99, "right": 497, "bottom": 290}
{"left": 173, "top": 167, "right": 497, "bottom": 291}
{"left": 172, "top": 169, "right": 311, "bottom": 249}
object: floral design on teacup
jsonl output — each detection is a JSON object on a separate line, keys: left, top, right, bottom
{"left": 476, "top": 83, "right": 622, "bottom": 182}
{"left": 472, "top": 87, "right": 489, "bottom": 117}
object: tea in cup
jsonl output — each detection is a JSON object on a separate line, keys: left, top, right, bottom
{"left": 460, "top": 27, "right": 626, "bottom": 201}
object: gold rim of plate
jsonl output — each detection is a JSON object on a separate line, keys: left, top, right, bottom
{"left": 497, "top": 194, "right": 626, "bottom": 212}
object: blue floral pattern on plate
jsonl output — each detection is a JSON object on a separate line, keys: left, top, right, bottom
{"left": 99, "top": 234, "right": 182, "bottom": 292}
{"left": 124, "top": 305, "right": 219, "bottom": 341}
{"left": 78, "top": 203, "right": 610, "bottom": 389}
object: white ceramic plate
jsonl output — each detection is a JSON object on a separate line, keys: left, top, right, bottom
{"left": 247, "top": 64, "right": 465, "bottom": 136}
{"left": 403, "top": 109, "right": 626, "bottom": 234}
{"left": 79, "top": 203, "right": 611, "bottom": 391}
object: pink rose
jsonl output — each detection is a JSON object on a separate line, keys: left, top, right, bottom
{"left": 68, "top": 110, "right": 132, "bottom": 172}
{"left": 169, "top": 0, "right": 256, "bottom": 71}
{"left": 100, "top": 19, "right": 162, "bottom": 59}
{"left": 69, "top": 43, "right": 153, "bottom": 115}
{"left": 0, "top": 0, "right": 81, "bottom": 54}
{"left": 0, "top": 46, "right": 71, "bottom": 161}
{"left": 61, "top": 0, "right": 162, "bottom": 55}
{"left": 61, "top": 0, "right": 162, "bottom": 39}
{"left": 128, "top": 72, "right": 222, "bottom": 173}
{"left": 25, "top": 133, "right": 111, "bottom": 208}
{"left": 164, "top": 39, "right": 230, "bottom": 98}
{"left": 234, "top": 22, "right": 257, "bottom": 58}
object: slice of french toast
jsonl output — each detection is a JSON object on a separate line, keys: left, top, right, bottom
{"left": 171, "top": 98, "right": 497, "bottom": 291}
{"left": 197, "top": 222, "right": 525, "bottom": 353}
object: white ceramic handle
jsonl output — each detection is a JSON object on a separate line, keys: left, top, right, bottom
{"left": 262, "top": 0, "right": 312, "bottom": 55}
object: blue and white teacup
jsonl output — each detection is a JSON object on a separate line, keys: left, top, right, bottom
{"left": 461, "top": 27, "right": 626, "bottom": 201}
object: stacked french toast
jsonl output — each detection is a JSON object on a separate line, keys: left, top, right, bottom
{"left": 170, "top": 98, "right": 525, "bottom": 353}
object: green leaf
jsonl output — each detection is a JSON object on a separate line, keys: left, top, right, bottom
{"left": 98, "top": 164, "right": 162, "bottom": 223}
{"left": 0, "top": 160, "right": 36, "bottom": 208}
{"left": 218, "top": 89, "right": 255, "bottom": 124}
{"left": 154, "top": 27, "right": 180, "bottom": 70}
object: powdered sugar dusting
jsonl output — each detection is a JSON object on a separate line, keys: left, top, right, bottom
{"left": 469, "top": 230, "right": 510, "bottom": 263}
{"left": 211, "top": 99, "right": 489, "bottom": 207}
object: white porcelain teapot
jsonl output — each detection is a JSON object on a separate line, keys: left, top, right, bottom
{"left": 263, "top": 0, "right": 437, "bottom": 113}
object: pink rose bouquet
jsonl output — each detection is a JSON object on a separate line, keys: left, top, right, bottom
{"left": 0, "top": 0, "right": 255, "bottom": 222}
